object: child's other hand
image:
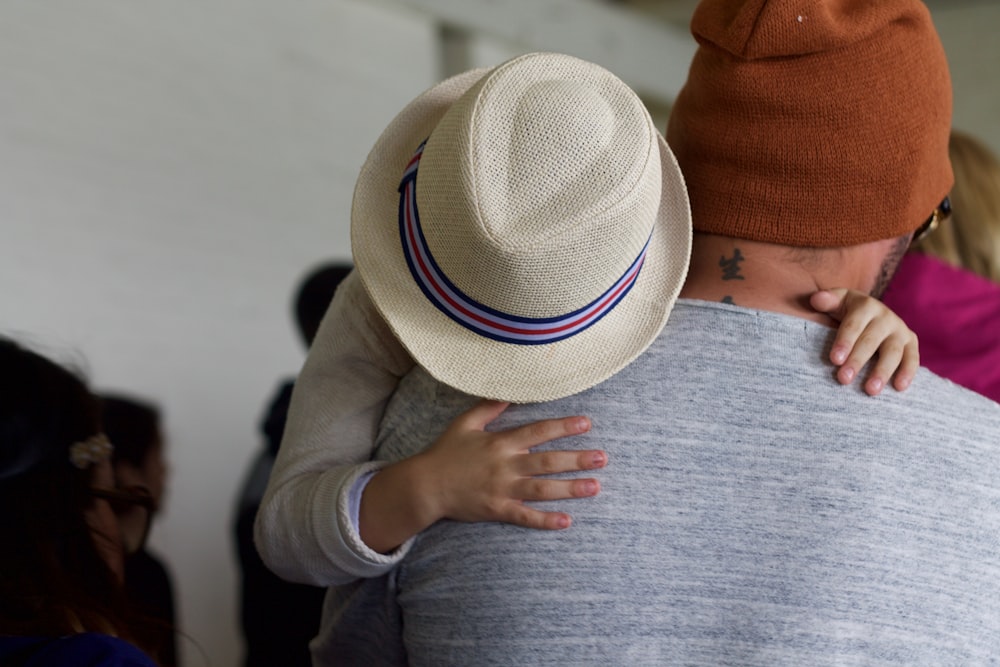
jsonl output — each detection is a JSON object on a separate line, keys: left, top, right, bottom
{"left": 810, "top": 288, "right": 919, "bottom": 396}
{"left": 416, "top": 399, "right": 604, "bottom": 531}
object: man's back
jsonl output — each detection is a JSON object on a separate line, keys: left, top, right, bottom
{"left": 324, "top": 300, "right": 1000, "bottom": 666}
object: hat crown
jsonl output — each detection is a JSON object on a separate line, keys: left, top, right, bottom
{"left": 491, "top": 78, "right": 615, "bottom": 240}
{"left": 416, "top": 53, "right": 660, "bottom": 318}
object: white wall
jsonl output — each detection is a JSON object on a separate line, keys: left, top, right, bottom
{"left": 0, "top": 1, "right": 996, "bottom": 665}
{"left": 0, "top": 2, "right": 440, "bottom": 665}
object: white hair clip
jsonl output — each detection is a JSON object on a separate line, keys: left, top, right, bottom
{"left": 69, "top": 434, "right": 114, "bottom": 470}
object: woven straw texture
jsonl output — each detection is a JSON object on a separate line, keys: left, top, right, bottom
{"left": 351, "top": 52, "right": 691, "bottom": 402}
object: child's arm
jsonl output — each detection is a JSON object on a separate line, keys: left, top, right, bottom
{"left": 810, "top": 288, "right": 919, "bottom": 396}
{"left": 255, "top": 271, "right": 602, "bottom": 585}
{"left": 255, "top": 270, "right": 417, "bottom": 586}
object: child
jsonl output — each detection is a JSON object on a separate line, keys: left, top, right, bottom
{"left": 255, "top": 53, "right": 919, "bottom": 587}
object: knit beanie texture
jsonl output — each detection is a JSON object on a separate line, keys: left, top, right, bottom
{"left": 666, "top": 0, "right": 953, "bottom": 247}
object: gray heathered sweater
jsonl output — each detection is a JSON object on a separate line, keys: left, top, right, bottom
{"left": 314, "top": 300, "right": 1000, "bottom": 666}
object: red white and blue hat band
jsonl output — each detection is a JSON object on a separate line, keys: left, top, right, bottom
{"left": 398, "top": 140, "right": 650, "bottom": 346}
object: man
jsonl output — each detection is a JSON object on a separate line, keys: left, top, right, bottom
{"left": 316, "top": 0, "right": 1000, "bottom": 664}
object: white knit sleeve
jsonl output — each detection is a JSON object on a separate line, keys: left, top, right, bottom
{"left": 254, "top": 270, "right": 416, "bottom": 586}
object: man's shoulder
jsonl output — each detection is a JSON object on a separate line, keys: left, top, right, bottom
{"left": 382, "top": 299, "right": 1000, "bottom": 440}
{"left": 911, "top": 366, "right": 1000, "bottom": 419}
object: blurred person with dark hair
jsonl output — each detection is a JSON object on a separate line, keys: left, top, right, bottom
{"left": 232, "top": 262, "right": 351, "bottom": 667}
{"left": 100, "top": 394, "right": 178, "bottom": 667}
{"left": 883, "top": 129, "right": 1000, "bottom": 402}
{"left": 0, "top": 337, "right": 158, "bottom": 666}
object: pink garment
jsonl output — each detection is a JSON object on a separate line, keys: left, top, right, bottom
{"left": 883, "top": 252, "right": 1000, "bottom": 403}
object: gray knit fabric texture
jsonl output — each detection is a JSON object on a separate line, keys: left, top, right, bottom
{"left": 315, "top": 300, "right": 1000, "bottom": 666}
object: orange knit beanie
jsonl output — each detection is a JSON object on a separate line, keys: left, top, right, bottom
{"left": 666, "top": 0, "right": 953, "bottom": 247}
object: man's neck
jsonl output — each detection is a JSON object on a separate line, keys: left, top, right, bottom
{"left": 678, "top": 233, "right": 879, "bottom": 326}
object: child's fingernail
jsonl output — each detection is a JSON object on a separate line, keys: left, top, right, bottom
{"left": 582, "top": 481, "right": 598, "bottom": 496}
{"left": 557, "top": 516, "right": 570, "bottom": 529}
{"left": 831, "top": 346, "right": 847, "bottom": 364}
{"left": 841, "top": 367, "right": 854, "bottom": 382}
{"left": 868, "top": 378, "right": 883, "bottom": 394}
{"left": 897, "top": 377, "right": 910, "bottom": 390}
{"left": 591, "top": 452, "right": 606, "bottom": 467}
{"left": 575, "top": 417, "right": 590, "bottom": 432}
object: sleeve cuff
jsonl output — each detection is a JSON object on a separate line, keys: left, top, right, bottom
{"left": 328, "top": 461, "right": 414, "bottom": 577}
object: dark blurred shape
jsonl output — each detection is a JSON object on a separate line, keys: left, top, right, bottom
{"left": 101, "top": 393, "right": 180, "bottom": 667}
{"left": 234, "top": 261, "right": 352, "bottom": 667}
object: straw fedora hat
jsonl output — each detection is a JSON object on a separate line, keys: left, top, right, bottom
{"left": 352, "top": 52, "right": 691, "bottom": 403}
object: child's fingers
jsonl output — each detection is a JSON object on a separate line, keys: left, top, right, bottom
{"left": 830, "top": 320, "right": 865, "bottom": 368}
{"left": 515, "top": 449, "right": 606, "bottom": 477}
{"left": 855, "top": 328, "right": 918, "bottom": 395}
{"left": 497, "top": 504, "right": 575, "bottom": 531}
{"left": 812, "top": 288, "right": 881, "bottom": 327}
{"left": 513, "top": 477, "right": 601, "bottom": 504}
{"left": 813, "top": 287, "right": 919, "bottom": 395}
{"left": 809, "top": 288, "right": 851, "bottom": 321}
{"left": 486, "top": 477, "right": 599, "bottom": 529}
{"left": 498, "top": 415, "right": 592, "bottom": 452}
{"left": 836, "top": 320, "right": 894, "bottom": 384}
{"left": 892, "top": 339, "right": 920, "bottom": 391}
{"left": 453, "top": 399, "right": 511, "bottom": 431}
{"left": 842, "top": 324, "right": 918, "bottom": 395}
{"left": 814, "top": 289, "right": 880, "bottom": 366}
{"left": 861, "top": 337, "right": 908, "bottom": 396}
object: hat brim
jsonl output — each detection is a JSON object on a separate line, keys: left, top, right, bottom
{"left": 352, "top": 68, "right": 691, "bottom": 403}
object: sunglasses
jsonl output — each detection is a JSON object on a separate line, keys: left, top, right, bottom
{"left": 912, "top": 196, "right": 952, "bottom": 245}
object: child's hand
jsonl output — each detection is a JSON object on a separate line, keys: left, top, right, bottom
{"left": 416, "top": 399, "right": 604, "bottom": 531}
{"left": 810, "top": 288, "right": 919, "bottom": 396}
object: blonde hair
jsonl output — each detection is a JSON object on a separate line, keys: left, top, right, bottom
{"left": 914, "top": 130, "right": 1000, "bottom": 283}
